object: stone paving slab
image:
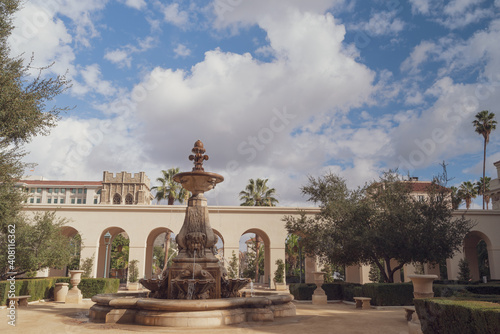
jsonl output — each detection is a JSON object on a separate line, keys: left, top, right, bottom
{"left": 0, "top": 300, "right": 409, "bottom": 334}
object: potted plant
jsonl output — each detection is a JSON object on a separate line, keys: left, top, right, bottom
{"left": 127, "top": 259, "right": 140, "bottom": 290}
{"left": 273, "top": 259, "right": 287, "bottom": 291}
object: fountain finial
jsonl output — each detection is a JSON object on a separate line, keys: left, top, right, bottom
{"left": 189, "top": 140, "right": 209, "bottom": 172}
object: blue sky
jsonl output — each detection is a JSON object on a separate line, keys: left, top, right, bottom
{"left": 9, "top": 0, "right": 500, "bottom": 207}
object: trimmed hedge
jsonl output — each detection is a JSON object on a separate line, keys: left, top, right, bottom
{"left": 361, "top": 283, "right": 414, "bottom": 306}
{"left": 55, "top": 277, "right": 120, "bottom": 298}
{"left": 0, "top": 277, "right": 119, "bottom": 305}
{"left": 289, "top": 282, "right": 500, "bottom": 306}
{"left": 414, "top": 298, "right": 500, "bottom": 334}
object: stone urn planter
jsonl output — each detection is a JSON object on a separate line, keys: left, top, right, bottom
{"left": 408, "top": 274, "right": 438, "bottom": 299}
{"left": 312, "top": 271, "right": 327, "bottom": 305}
{"left": 66, "top": 270, "right": 85, "bottom": 304}
{"left": 54, "top": 283, "right": 69, "bottom": 302}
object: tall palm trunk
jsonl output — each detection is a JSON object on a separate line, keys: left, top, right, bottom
{"left": 254, "top": 235, "right": 261, "bottom": 283}
{"left": 482, "top": 138, "right": 486, "bottom": 210}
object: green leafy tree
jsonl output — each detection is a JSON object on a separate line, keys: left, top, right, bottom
{"left": 458, "top": 258, "right": 471, "bottom": 281}
{"left": 472, "top": 110, "right": 497, "bottom": 209}
{"left": 477, "top": 240, "right": 490, "bottom": 280}
{"left": 227, "top": 251, "right": 239, "bottom": 279}
{"left": 274, "top": 259, "right": 285, "bottom": 283}
{"left": 128, "top": 260, "right": 139, "bottom": 283}
{"left": 475, "top": 177, "right": 491, "bottom": 210}
{"left": 0, "top": 212, "right": 74, "bottom": 279}
{"left": 80, "top": 255, "right": 95, "bottom": 278}
{"left": 242, "top": 241, "right": 264, "bottom": 280}
{"left": 458, "top": 181, "right": 478, "bottom": 209}
{"left": 450, "top": 186, "right": 462, "bottom": 210}
{"left": 152, "top": 168, "right": 189, "bottom": 205}
{"left": 239, "top": 178, "right": 279, "bottom": 206}
{"left": 0, "top": 0, "right": 71, "bottom": 280}
{"left": 110, "top": 234, "right": 129, "bottom": 270}
{"left": 285, "top": 171, "right": 475, "bottom": 283}
{"left": 369, "top": 263, "right": 382, "bottom": 283}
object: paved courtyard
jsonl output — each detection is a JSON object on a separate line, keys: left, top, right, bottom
{"left": 1, "top": 300, "right": 409, "bottom": 334}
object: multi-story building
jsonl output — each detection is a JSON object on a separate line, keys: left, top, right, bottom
{"left": 18, "top": 171, "right": 153, "bottom": 206}
{"left": 19, "top": 177, "right": 103, "bottom": 205}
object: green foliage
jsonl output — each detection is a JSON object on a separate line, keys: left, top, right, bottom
{"left": 227, "top": 251, "right": 239, "bottom": 279}
{"left": 284, "top": 170, "right": 475, "bottom": 283}
{"left": 458, "top": 259, "right": 472, "bottom": 281}
{"left": 369, "top": 263, "right": 382, "bottom": 283}
{"left": 0, "top": 277, "right": 119, "bottom": 305}
{"left": 415, "top": 298, "right": 500, "bottom": 334}
{"left": 152, "top": 168, "right": 190, "bottom": 205}
{"left": 110, "top": 234, "right": 129, "bottom": 270}
{"left": 0, "top": 212, "right": 75, "bottom": 279}
{"left": 477, "top": 240, "right": 490, "bottom": 280}
{"left": 242, "top": 240, "right": 264, "bottom": 279}
{"left": 274, "top": 259, "right": 285, "bottom": 283}
{"left": 239, "top": 178, "right": 278, "bottom": 206}
{"left": 128, "top": 260, "right": 139, "bottom": 283}
{"left": 0, "top": 1, "right": 71, "bottom": 281}
{"left": 458, "top": 181, "right": 478, "bottom": 209}
{"left": 80, "top": 255, "right": 95, "bottom": 278}
{"left": 54, "top": 277, "right": 119, "bottom": 298}
{"left": 361, "top": 283, "right": 414, "bottom": 306}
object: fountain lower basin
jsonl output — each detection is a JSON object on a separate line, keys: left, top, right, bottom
{"left": 89, "top": 292, "right": 296, "bottom": 327}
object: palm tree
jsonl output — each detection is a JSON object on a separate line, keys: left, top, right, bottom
{"left": 472, "top": 110, "right": 497, "bottom": 209}
{"left": 152, "top": 168, "right": 189, "bottom": 205}
{"left": 239, "top": 178, "right": 279, "bottom": 206}
{"left": 458, "top": 181, "right": 478, "bottom": 209}
{"left": 450, "top": 186, "right": 462, "bottom": 210}
{"left": 476, "top": 177, "right": 492, "bottom": 210}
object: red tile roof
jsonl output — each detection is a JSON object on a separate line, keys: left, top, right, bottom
{"left": 20, "top": 180, "right": 102, "bottom": 186}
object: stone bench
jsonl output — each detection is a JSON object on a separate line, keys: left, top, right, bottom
{"left": 353, "top": 297, "right": 371, "bottom": 310}
{"left": 8, "top": 295, "right": 31, "bottom": 307}
{"left": 404, "top": 306, "right": 416, "bottom": 321}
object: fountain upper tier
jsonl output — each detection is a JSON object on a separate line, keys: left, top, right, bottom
{"left": 173, "top": 139, "right": 223, "bottom": 197}
{"left": 173, "top": 171, "right": 223, "bottom": 197}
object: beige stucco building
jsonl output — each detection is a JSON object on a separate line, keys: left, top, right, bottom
{"left": 19, "top": 162, "right": 500, "bottom": 286}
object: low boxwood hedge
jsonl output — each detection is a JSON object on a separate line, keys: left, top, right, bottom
{"left": 0, "top": 277, "right": 119, "bottom": 305}
{"left": 414, "top": 298, "right": 500, "bottom": 334}
{"left": 289, "top": 282, "right": 500, "bottom": 306}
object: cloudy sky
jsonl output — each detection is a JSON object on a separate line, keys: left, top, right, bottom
{"left": 9, "top": 0, "right": 500, "bottom": 207}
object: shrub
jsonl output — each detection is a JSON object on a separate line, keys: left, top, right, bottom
{"left": 55, "top": 277, "right": 120, "bottom": 298}
{"left": 80, "top": 255, "right": 94, "bottom": 278}
{"left": 458, "top": 259, "right": 471, "bottom": 281}
{"left": 288, "top": 283, "right": 316, "bottom": 300}
{"left": 414, "top": 298, "right": 500, "bottom": 334}
{"left": 128, "top": 260, "right": 139, "bottom": 283}
{"left": 274, "top": 259, "right": 285, "bottom": 283}
{"left": 361, "top": 283, "right": 414, "bottom": 306}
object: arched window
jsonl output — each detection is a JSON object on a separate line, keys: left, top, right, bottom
{"left": 113, "top": 193, "right": 121, "bottom": 205}
{"left": 125, "top": 193, "right": 134, "bottom": 205}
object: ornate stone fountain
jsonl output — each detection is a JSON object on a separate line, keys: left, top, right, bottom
{"left": 89, "top": 140, "right": 296, "bottom": 327}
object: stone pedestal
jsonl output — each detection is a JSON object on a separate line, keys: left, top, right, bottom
{"left": 54, "top": 283, "right": 69, "bottom": 302}
{"left": 408, "top": 274, "right": 437, "bottom": 298}
{"left": 66, "top": 270, "right": 84, "bottom": 304}
{"left": 311, "top": 271, "right": 327, "bottom": 305}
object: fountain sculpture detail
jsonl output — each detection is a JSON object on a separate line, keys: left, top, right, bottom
{"left": 89, "top": 140, "right": 296, "bottom": 327}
